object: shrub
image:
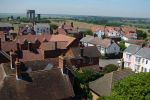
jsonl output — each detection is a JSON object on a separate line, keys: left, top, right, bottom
{"left": 103, "top": 64, "right": 118, "bottom": 73}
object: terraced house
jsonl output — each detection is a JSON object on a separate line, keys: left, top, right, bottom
{"left": 123, "top": 44, "right": 150, "bottom": 72}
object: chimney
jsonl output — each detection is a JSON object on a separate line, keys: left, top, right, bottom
{"left": 59, "top": 56, "right": 66, "bottom": 74}
{"left": 16, "top": 43, "right": 21, "bottom": 51}
{"left": 0, "top": 38, "right": 1, "bottom": 50}
{"left": 55, "top": 42, "right": 57, "bottom": 50}
{"left": 28, "top": 42, "right": 33, "bottom": 51}
{"left": 4, "top": 33, "right": 7, "bottom": 41}
{"left": 10, "top": 50, "right": 16, "bottom": 69}
{"left": 15, "top": 58, "right": 22, "bottom": 79}
{"left": 80, "top": 47, "right": 84, "bottom": 57}
{"left": 71, "top": 22, "right": 74, "bottom": 28}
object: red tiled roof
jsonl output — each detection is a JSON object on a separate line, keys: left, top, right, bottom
{"left": 20, "top": 49, "right": 44, "bottom": 62}
{"left": 1, "top": 41, "right": 17, "bottom": 52}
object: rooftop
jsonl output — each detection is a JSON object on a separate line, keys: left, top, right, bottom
{"left": 0, "top": 68, "right": 74, "bottom": 100}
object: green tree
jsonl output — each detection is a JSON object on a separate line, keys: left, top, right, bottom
{"left": 118, "top": 41, "right": 126, "bottom": 52}
{"left": 103, "top": 64, "right": 118, "bottom": 73}
{"left": 82, "top": 30, "right": 93, "bottom": 36}
{"left": 136, "top": 29, "right": 147, "bottom": 39}
{"left": 148, "top": 30, "right": 150, "bottom": 33}
{"left": 101, "top": 73, "right": 150, "bottom": 100}
{"left": 50, "top": 24, "right": 58, "bottom": 30}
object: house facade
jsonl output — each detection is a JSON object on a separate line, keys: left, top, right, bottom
{"left": 80, "top": 36, "right": 120, "bottom": 56}
{"left": 123, "top": 44, "right": 150, "bottom": 72}
{"left": 34, "top": 23, "right": 50, "bottom": 35}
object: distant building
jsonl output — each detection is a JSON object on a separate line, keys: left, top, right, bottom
{"left": 0, "top": 23, "right": 13, "bottom": 32}
{"left": 27, "top": 10, "right": 35, "bottom": 21}
{"left": 37, "top": 14, "right": 41, "bottom": 20}
{"left": 34, "top": 23, "right": 50, "bottom": 35}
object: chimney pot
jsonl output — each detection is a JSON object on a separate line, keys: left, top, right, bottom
{"left": 15, "top": 58, "right": 22, "bottom": 79}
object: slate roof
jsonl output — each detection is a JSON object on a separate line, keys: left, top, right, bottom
{"left": 0, "top": 68, "right": 74, "bottom": 100}
{"left": 89, "top": 69, "right": 134, "bottom": 96}
{"left": 124, "top": 44, "right": 141, "bottom": 54}
{"left": 136, "top": 47, "right": 150, "bottom": 60}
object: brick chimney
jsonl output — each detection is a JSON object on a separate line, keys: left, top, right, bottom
{"left": 15, "top": 58, "right": 22, "bottom": 79}
{"left": 28, "top": 42, "right": 33, "bottom": 52}
{"left": 80, "top": 47, "right": 84, "bottom": 57}
{"left": 55, "top": 42, "right": 57, "bottom": 50}
{"left": 59, "top": 56, "right": 66, "bottom": 74}
{"left": 0, "top": 38, "right": 1, "bottom": 50}
{"left": 10, "top": 50, "right": 16, "bottom": 69}
{"left": 71, "top": 22, "right": 74, "bottom": 28}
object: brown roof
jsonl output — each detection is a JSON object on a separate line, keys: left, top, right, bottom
{"left": 89, "top": 37, "right": 112, "bottom": 48}
{"left": 1, "top": 41, "right": 17, "bottom": 52}
{"left": 71, "top": 46, "right": 100, "bottom": 58}
{"left": 0, "top": 68, "right": 74, "bottom": 100}
{"left": 89, "top": 69, "right": 134, "bottom": 96}
{"left": 19, "top": 50, "right": 44, "bottom": 62}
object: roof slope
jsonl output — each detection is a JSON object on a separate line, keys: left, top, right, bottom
{"left": 136, "top": 47, "right": 150, "bottom": 60}
{"left": 0, "top": 68, "right": 74, "bottom": 100}
{"left": 80, "top": 35, "right": 94, "bottom": 43}
{"left": 124, "top": 44, "right": 141, "bottom": 54}
{"left": 71, "top": 46, "right": 100, "bottom": 58}
{"left": 89, "top": 38, "right": 112, "bottom": 48}
{"left": 89, "top": 69, "right": 134, "bottom": 96}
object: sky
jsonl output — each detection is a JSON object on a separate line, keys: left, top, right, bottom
{"left": 0, "top": 0, "right": 150, "bottom": 18}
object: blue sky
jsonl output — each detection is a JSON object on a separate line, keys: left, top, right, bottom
{"left": 0, "top": 0, "right": 150, "bottom": 18}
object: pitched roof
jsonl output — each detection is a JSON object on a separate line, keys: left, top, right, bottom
{"left": 89, "top": 69, "right": 134, "bottom": 96}
{"left": 80, "top": 35, "right": 94, "bottom": 43}
{"left": 1, "top": 41, "right": 17, "bottom": 52}
{"left": 136, "top": 47, "right": 150, "bottom": 60}
{"left": 124, "top": 44, "right": 141, "bottom": 54}
{"left": 0, "top": 68, "right": 74, "bottom": 100}
{"left": 0, "top": 23, "right": 12, "bottom": 27}
{"left": 126, "top": 40, "right": 144, "bottom": 46}
{"left": 71, "top": 46, "right": 100, "bottom": 58}
{"left": 89, "top": 37, "right": 112, "bottom": 48}
{"left": 19, "top": 50, "right": 44, "bottom": 62}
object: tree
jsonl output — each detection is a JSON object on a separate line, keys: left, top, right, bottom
{"left": 101, "top": 73, "right": 150, "bottom": 100}
{"left": 103, "top": 64, "right": 118, "bottom": 73}
{"left": 50, "top": 24, "right": 58, "bottom": 30}
{"left": 118, "top": 41, "right": 126, "bottom": 52}
{"left": 148, "top": 30, "right": 150, "bottom": 33}
{"left": 136, "top": 29, "right": 147, "bottom": 39}
{"left": 82, "top": 30, "right": 93, "bottom": 36}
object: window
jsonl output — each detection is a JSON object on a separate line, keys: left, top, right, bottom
{"left": 142, "top": 59, "right": 144, "bottom": 63}
{"left": 146, "top": 60, "right": 148, "bottom": 64}
{"left": 144, "top": 68, "right": 147, "bottom": 72}
{"left": 135, "top": 57, "right": 141, "bottom": 64}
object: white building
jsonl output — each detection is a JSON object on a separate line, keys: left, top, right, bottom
{"left": 34, "top": 23, "right": 50, "bottom": 35}
{"left": 123, "top": 44, "right": 150, "bottom": 73}
{"left": 80, "top": 36, "right": 120, "bottom": 56}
